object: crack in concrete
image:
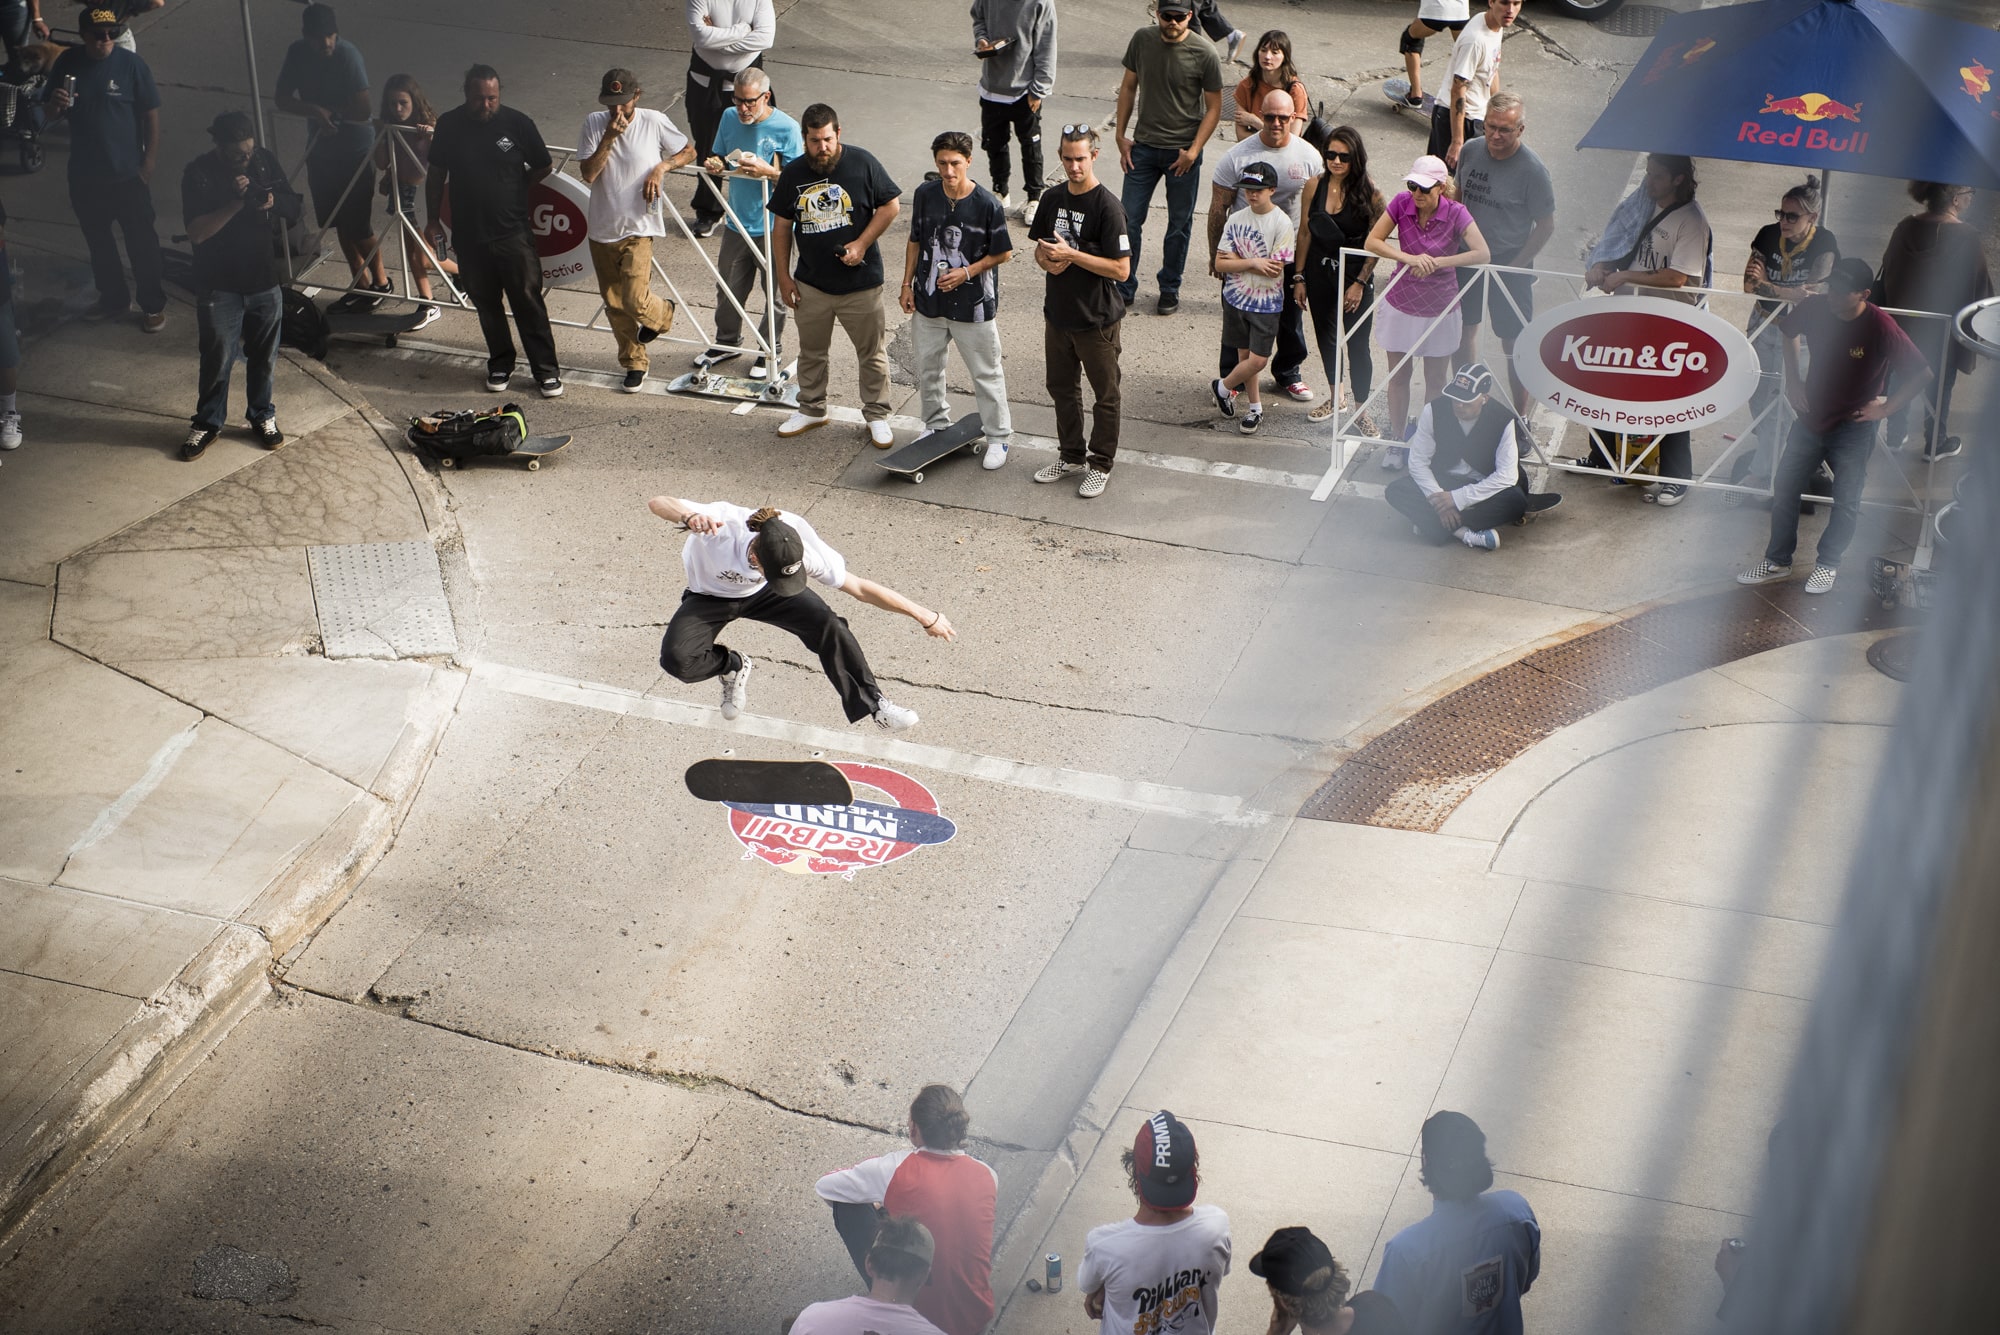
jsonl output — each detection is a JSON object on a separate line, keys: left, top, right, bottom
{"left": 1514, "top": 18, "right": 1617, "bottom": 72}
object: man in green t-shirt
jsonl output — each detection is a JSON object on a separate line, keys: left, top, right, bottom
{"left": 1113, "top": 2, "right": 1222, "bottom": 315}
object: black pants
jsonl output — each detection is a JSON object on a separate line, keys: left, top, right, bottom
{"left": 660, "top": 585, "right": 882, "bottom": 723}
{"left": 1387, "top": 471, "right": 1530, "bottom": 542}
{"left": 687, "top": 53, "right": 765, "bottom": 227}
{"left": 1217, "top": 259, "right": 1308, "bottom": 386}
{"left": 829, "top": 1202, "right": 884, "bottom": 1283}
{"left": 1303, "top": 260, "right": 1373, "bottom": 407}
{"left": 979, "top": 94, "right": 1044, "bottom": 200}
{"left": 1583, "top": 428, "right": 1691, "bottom": 481}
{"left": 1427, "top": 108, "right": 1481, "bottom": 161}
{"left": 1194, "top": 1, "right": 1235, "bottom": 42}
{"left": 456, "top": 232, "right": 559, "bottom": 382}
{"left": 70, "top": 174, "right": 165, "bottom": 314}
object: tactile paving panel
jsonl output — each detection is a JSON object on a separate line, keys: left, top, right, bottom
{"left": 308, "top": 541, "right": 458, "bottom": 660}
{"left": 1301, "top": 585, "right": 1913, "bottom": 832}
{"left": 1593, "top": 4, "right": 1674, "bottom": 38}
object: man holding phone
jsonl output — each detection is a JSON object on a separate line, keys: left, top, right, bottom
{"left": 971, "top": 0, "right": 1057, "bottom": 217}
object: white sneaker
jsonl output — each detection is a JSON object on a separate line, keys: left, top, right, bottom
{"left": 996, "top": 191, "right": 1015, "bottom": 212}
{"left": 1458, "top": 527, "right": 1500, "bottom": 551}
{"left": 0, "top": 412, "right": 20, "bottom": 451}
{"left": 719, "top": 656, "right": 753, "bottom": 720}
{"left": 1804, "top": 564, "right": 1837, "bottom": 594}
{"left": 872, "top": 699, "right": 920, "bottom": 732}
{"left": 1077, "top": 467, "right": 1110, "bottom": 498}
{"left": 867, "top": 419, "right": 895, "bottom": 448}
{"left": 777, "top": 411, "right": 827, "bottom": 438}
{"left": 981, "top": 438, "right": 1009, "bottom": 470}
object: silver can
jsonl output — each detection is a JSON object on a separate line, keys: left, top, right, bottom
{"left": 1045, "top": 1253, "right": 1062, "bottom": 1293}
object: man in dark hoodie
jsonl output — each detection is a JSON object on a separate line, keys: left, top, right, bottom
{"left": 972, "top": 0, "right": 1057, "bottom": 217}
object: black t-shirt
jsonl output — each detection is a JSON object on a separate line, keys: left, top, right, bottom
{"left": 909, "top": 180, "right": 1012, "bottom": 322}
{"left": 768, "top": 144, "right": 901, "bottom": 294}
{"left": 1747, "top": 222, "right": 1839, "bottom": 321}
{"left": 1028, "top": 183, "right": 1130, "bottom": 330}
{"left": 181, "top": 147, "right": 302, "bottom": 294}
{"left": 50, "top": 45, "right": 159, "bottom": 182}
{"left": 429, "top": 104, "right": 553, "bottom": 248}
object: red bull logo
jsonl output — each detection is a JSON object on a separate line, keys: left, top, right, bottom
{"left": 724, "top": 762, "right": 956, "bottom": 879}
{"left": 1963, "top": 60, "right": 1992, "bottom": 103}
{"left": 1740, "top": 92, "right": 1868, "bottom": 153}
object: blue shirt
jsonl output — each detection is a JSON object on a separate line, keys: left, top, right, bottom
{"left": 50, "top": 46, "right": 159, "bottom": 182}
{"left": 711, "top": 108, "right": 802, "bottom": 238}
{"left": 276, "top": 38, "right": 373, "bottom": 161}
{"left": 1374, "top": 1191, "right": 1540, "bottom": 1335}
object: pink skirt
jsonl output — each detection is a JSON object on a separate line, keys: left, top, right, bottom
{"left": 1376, "top": 301, "right": 1462, "bottom": 358}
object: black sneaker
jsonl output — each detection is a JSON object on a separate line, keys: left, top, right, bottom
{"left": 694, "top": 347, "right": 741, "bottom": 371}
{"left": 485, "top": 370, "right": 511, "bottom": 393}
{"left": 691, "top": 218, "right": 722, "bottom": 239}
{"left": 180, "top": 426, "right": 218, "bottom": 461}
{"left": 749, "top": 356, "right": 773, "bottom": 380}
{"left": 622, "top": 369, "right": 646, "bottom": 393}
{"left": 1156, "top": 293, "right": 1180, "bottom": 316}
{"left": 637, "top": 324, "right": 662, "bottom": 344}
{"left": 1239, "top": 407, "right": 1263, "bottom": 435}
{"left": 538, "top": 376, "right": 565, "bottom": 399}
{"left": 250, "top": 417, "right": 285, "bottom": 449}
{"left": 1524, "top": 491, "right": 1563, "bottom": 515}
{"left": 1210, "top": 377, "right": 1236, "bottom": 417}
{"left": 332, "top": 290, "right": 371, "bottom": 313}
{"left": 1922, "top": 435, "right": 1964, "bottom": 463}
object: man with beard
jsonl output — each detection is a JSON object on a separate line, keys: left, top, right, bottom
{"left": 426, "top": 63, "right": 563, "bottom": 398}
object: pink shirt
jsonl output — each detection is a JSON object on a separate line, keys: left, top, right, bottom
{"left": 1384, "top": 192, "right": 1474, "bottom": 317}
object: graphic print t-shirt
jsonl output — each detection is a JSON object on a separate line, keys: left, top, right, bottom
{"left": 1077, "top": 1206, "right": 1231, "bottom": 1335}
{"left": 1028, "top": 183, "right": 1130, "bottom": 330}
{"left": 769, "top": 144, "right": 901, "bottom": 295}
{"left": 1780, "top": 295, "right": 1926, "bottom": 434}
{"left": 1746, "top": 221, "right": 1840, "bottom": 321}
{"left": 679, "top": 502, "right": 847, "bottom": 599}
{"left": 1218, "top": 205, "right": 1294, "bottom": 313}
{"left": 910, "top": 180, "right": 1013, "bottom": 323}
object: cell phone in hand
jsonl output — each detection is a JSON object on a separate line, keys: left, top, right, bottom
{"left": 974, "top": 39, "right": 1011, "bottom": 59}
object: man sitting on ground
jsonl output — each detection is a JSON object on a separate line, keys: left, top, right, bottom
{"left": 789, "top": 1216, "right": 948, "bottom": 1335}
{"left": 1385, "top": 361, "right": 1558, "bottom": 550}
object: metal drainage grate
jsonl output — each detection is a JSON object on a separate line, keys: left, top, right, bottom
{"left": 307, "top": 541, "right": 458, "bottom": 660}
{"left": 1594, "top": 4, "right": 1675, "bottom": 38}
{"left": 1300, "top": 583, "right": 1913, "bottom": 832}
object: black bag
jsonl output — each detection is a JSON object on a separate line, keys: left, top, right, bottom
{"left": 407, "top": 405, "right": 528, "bottom": 458}
{"left": 1301, "top": 100, "right": 1335, "bottom": 156}
{"left": 280, "top": 287, "right": 330, "bottom": 359}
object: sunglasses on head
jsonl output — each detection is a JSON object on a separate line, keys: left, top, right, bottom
{"left": 1061, "top": 123, "right": 1095, "bottom": 136}
{"left": 1775, "top": 209, "right": 1804, "bottom": 221}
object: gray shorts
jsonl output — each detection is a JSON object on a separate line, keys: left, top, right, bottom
{"left": 1222, "top": 304, "right": 1280, "bottom": 357}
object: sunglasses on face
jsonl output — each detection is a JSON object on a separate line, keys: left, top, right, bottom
{"left": 1325, "top": 150, "right": 1353, "bottom": 163}
{"left": 1407, "top": 181, "right": 1440, "bottom": 193}
{"left": 1775, "top": 210, "right": 1804, "bottom": 222}
{"left": 1261, "top": 112, "right": 1291, "bottom": 122}
{"left": 88, "top": 26, "right": 124, "bottom": 39}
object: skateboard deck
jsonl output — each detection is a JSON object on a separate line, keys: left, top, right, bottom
{"left": 419, "top": 432, "right": 572, "bottom": 471}
{"left": 877, "top": 413, "right": 985, "bottom": 483}
{"left": 326, "top": 304, "right": 433, "bottom": 348}
{"left": 1382, "top": 79, "right": 1437, "bottom": 116}
{"left": 685, "top": 758, "right": 854, "bottom": 806}
{"left": 669, "top": 363, "right": 800, "bottom": 409}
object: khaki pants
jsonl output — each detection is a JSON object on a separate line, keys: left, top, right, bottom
{"left": 588, "top": 236, "right": 676, "bottom": 371}
{"left": 794, "top": 280, "right": 891, "bottom": 422}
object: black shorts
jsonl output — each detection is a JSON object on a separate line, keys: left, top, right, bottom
{"left": 1426, "top": 107, "right": 1481, "bottom": 159}
{"left": 307, "top": 149, "right": 374, "bottom": 243}
{"left": 1458, "top": 267, "right": 1535, "bottom": 342}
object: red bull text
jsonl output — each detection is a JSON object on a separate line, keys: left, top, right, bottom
{"left": 1742, "top": 91, "right": 1867, "bottom": 153}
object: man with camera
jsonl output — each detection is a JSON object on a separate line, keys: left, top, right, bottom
{"left": 177, "top": 110, "right": 302, "bottom": 461}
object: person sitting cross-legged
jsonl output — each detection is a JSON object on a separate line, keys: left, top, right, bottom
{"left": 1385, "top": 361, "right": 1557, "bottom": 551}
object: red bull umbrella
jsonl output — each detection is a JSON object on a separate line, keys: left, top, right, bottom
{"left": 1579, "top": 0, "right": 2000, "bottom": 191}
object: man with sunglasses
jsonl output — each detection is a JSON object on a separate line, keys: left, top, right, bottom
{"left": 1453, "top": 91, "right": 1552, "bottom": 413}
{"left": 700, "top": 66, "right": 799, "bottom": 378}
{"left": 1114, "top": 2, "right": 1222, "bottom": 316}
{"left": 684, "top": 0, "right": 774, "bottom": 239}
{"left": 48, "top": 7, "right": 166, "bottom": 331}
{"left": 1209, "top": 87, "right": 1321, "bottom": 405}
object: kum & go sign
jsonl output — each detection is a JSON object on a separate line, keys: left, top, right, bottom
{"left": 1517, "top": 296, "right": 1758, "bottom": 434}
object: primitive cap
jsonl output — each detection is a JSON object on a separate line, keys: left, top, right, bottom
{"left": 1248, "top": 1226, "right": 1337, "bottom": 1296}
{"left": 1827, "top": 255, "right": 1875, "bottom": 294}
{"left": 1132, "top": 1110, "right": 1198, "bottom": 1209}
{"left": 599, "top": 68, "right": 643, "bottom": 105}
{"left": 1442, "top": 362, "right": 1496, "bottom": 403}
{"left": 1239, "top": 162, "right": 1279, "bottom": 192}
{"left": 750, "top": 517, "right": 809, "bottom": 597}
{"left": 302, "top": 3, "right": 338, "bottom": 38}
{"left": 872, "top": 1216, "right": 936, "bottom": 1268}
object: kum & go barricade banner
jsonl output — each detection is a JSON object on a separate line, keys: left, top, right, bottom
{"left": 1516, "top": 296, "right": 1759, "bottom": 436}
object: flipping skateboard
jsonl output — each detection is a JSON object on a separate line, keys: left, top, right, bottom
{"left": 685, "top": 758, "right": 855, "bottom": 806}
{"left": 1382, "top": 78, "right": 1437, "bottom": 117}
{"left": 326, "top": 303, "right": 437, "bottom": 348}
{"left": 668, "top": 362, "right": 800, "bottom": 409}
{"left": 876, "top": 413, "right": 985, "bottom": 484}
{"left": 413, "top": 431, "right": 572, "bottom": 471}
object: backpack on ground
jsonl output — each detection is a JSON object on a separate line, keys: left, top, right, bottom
{"left": 281, "top": 286, "right": 330, "bottom": 359}
{"left": 406, "top": 404, "right": 527, "bottom": 459}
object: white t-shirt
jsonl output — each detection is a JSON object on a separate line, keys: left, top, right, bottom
{"left": 1624, "top": 200, "right": 1713, "bottom": 303}
{"left": 789, "top": 1296, "right": 947, "bottom": 1335}
{"left": 1212, "top": 133, "right": 1324, "bottom": 228}
{"left": 1420, "top": 0, "right": 1472, "bottom": 21}
{"left": 1448, "top": 18, "right": 1506, "bottom": 123}
{"left": 577, "top": 106, "right": 692, "bottom": 242}
{"left": 1217, "top": 205, "right": 1295, "bottom": 315}
{"left": 679, "top": 502, "right": 847, "bottom": 599}
{"left": 1077, "top": 1206, "right": 1232, "bottom": 1335}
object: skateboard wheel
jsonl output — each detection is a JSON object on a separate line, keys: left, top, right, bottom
{"left": 911, "top": 471, "right": 924, "bottom": 483}
{"left": 527, "top": 458, "right": 540, "bottom": 471}
{"left": 439, "top": 456, "right": 455, "bottom": 468}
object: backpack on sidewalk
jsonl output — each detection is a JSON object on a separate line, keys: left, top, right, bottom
{"left": 406, "top": 404, "right": 528, "bottom": 459}
{"left": 281, "top": 287, "right": 330, "bottom": 359}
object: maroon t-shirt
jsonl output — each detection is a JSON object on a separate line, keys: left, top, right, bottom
{"left": 1780, "top": 295, "right": 1926, "bottom": 434}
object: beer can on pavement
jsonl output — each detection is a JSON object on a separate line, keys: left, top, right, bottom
{"left": 1045, "top": 1253, "right": 1062, "bottom": 1293}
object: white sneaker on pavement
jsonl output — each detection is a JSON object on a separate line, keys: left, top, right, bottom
{"left": 1804, "top": 564, "right": 1838, "bottom": 594}
{"left": 1077, "top": 467, "right": 1110, "bottom": 498}
{"left": 0, "top": 412, "right": 20, "bottom": 451}
{"left": 868, "top": 420, "right": 895, "bottom": 448}
{"left": 1458, "top": 527, "right": 1500, "bottom": 551}
{"left": 777, "top": 411, "right": 827, "bottom": 438}
{"left": 982, "top": 438, "right": 1008, "bottom": 470}
{"left": 1736, "top": 560, "right": 1792, "bottom": 585}
{"left": 719, "top": 657, "right": 753, "bottom": 720}
{"left": 872, "top": 699, "right": 920, "bottom": 732}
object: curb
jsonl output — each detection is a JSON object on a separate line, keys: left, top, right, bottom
{"left": 0, "top": 362, "right": 469, "bottom": 1249}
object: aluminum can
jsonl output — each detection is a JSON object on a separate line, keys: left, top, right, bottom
{"left": 1045, "top": 1253, "right": 1062, "bottom": 1293}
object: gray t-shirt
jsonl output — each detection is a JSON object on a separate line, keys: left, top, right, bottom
{"left": 1454, "top": 139, "right": 1555, "bottom": 264}
{"left": 1212, "top": 133, "right": 1325, "bottom": 227}
{"left": 1123, "top": 27, "right": 1223, "bottom": 150}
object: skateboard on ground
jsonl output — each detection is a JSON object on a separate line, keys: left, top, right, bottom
{"left": 876, "top": 413, "right": 984, "bottom": 484}
{"left": 685, "top": 758, "right": 855, "bottom": 806}
{"left": 412, "top": 431, "right": 572, "bottom": 471}
{"left": 668, "top": 361, "right": 800, "bottom": 409}
{"left": 326, "top": 303, "right": 436, "bottom": 348}
{"left": 1382, "top": 78, "right": 1437, "bottom": 117}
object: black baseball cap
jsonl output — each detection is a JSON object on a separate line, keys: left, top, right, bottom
{"left": 751, "top": 517, "right": 809, "bottom": 597}
{"left": 1158, "top": 3, "right": 1195, "bottom": 17}
{"left": 1239, "top": 162, "right": 1279, "bottom": 192}
{"left": 1249, "top": 1226, "right": 1337, "bottom": 1296}
{"left": 1442, "top": 361, "right": 1496, "bottom": 403}
{"left": 302, "top": 3, "right": 338, "bottom": 39}
{"left": 1827, "top": 255, "right": 1875, "bottom": 294}
{"left": 599, "top": 68, "right": 643, "bottom": 106}
{"left": 1132, "top": 1110, "right": 1198, "bottom": 1209}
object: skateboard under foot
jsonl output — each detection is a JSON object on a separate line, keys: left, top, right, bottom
{"left": 876, "top": 412, "right": 985, "bottom": 484}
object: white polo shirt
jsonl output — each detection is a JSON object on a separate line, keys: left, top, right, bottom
{"left": 679, "top": 502, "right": 847, "bottom": 599}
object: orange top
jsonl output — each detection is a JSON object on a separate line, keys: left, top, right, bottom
{"left": 1234, "top": 74, "right": 1309, "bottom": 122}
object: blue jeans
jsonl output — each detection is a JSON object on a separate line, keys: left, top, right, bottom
{"left": 1118, "top": 141, "right": 1203, "bottom": 305}
{"left": 194, "top": 287, "right": 282, "bottom": 431}
{"left": 1765, "top": 416, "right": 1877, "bottom": 568}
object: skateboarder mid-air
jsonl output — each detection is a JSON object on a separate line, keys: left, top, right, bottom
{"left": 647, "top": 495, "right": 955, "bottom": 730}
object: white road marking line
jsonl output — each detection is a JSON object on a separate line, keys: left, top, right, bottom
{"left": 65, "top": 721, "right": 200, "bottom": 859}
{"left": 473, "top": 661, "right": 1270, "bottom": 827}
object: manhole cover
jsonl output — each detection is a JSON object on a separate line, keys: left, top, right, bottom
{"left": 1866, "top": 630, "right": 1920, "bottom": 682}
{"left": 1595, "top": 4, "right": 1675, "bottom": 37}
{"left": 308, "top": 540, "right": 458, "bottom": 660}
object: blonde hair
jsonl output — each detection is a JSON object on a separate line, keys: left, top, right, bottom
{"left": 1271, "top": 1259, "right": 1354, "bottom": 1327}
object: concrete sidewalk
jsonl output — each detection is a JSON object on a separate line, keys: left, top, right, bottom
{"left": 0, "top": 253, "right": 462, "bottom": 1236}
